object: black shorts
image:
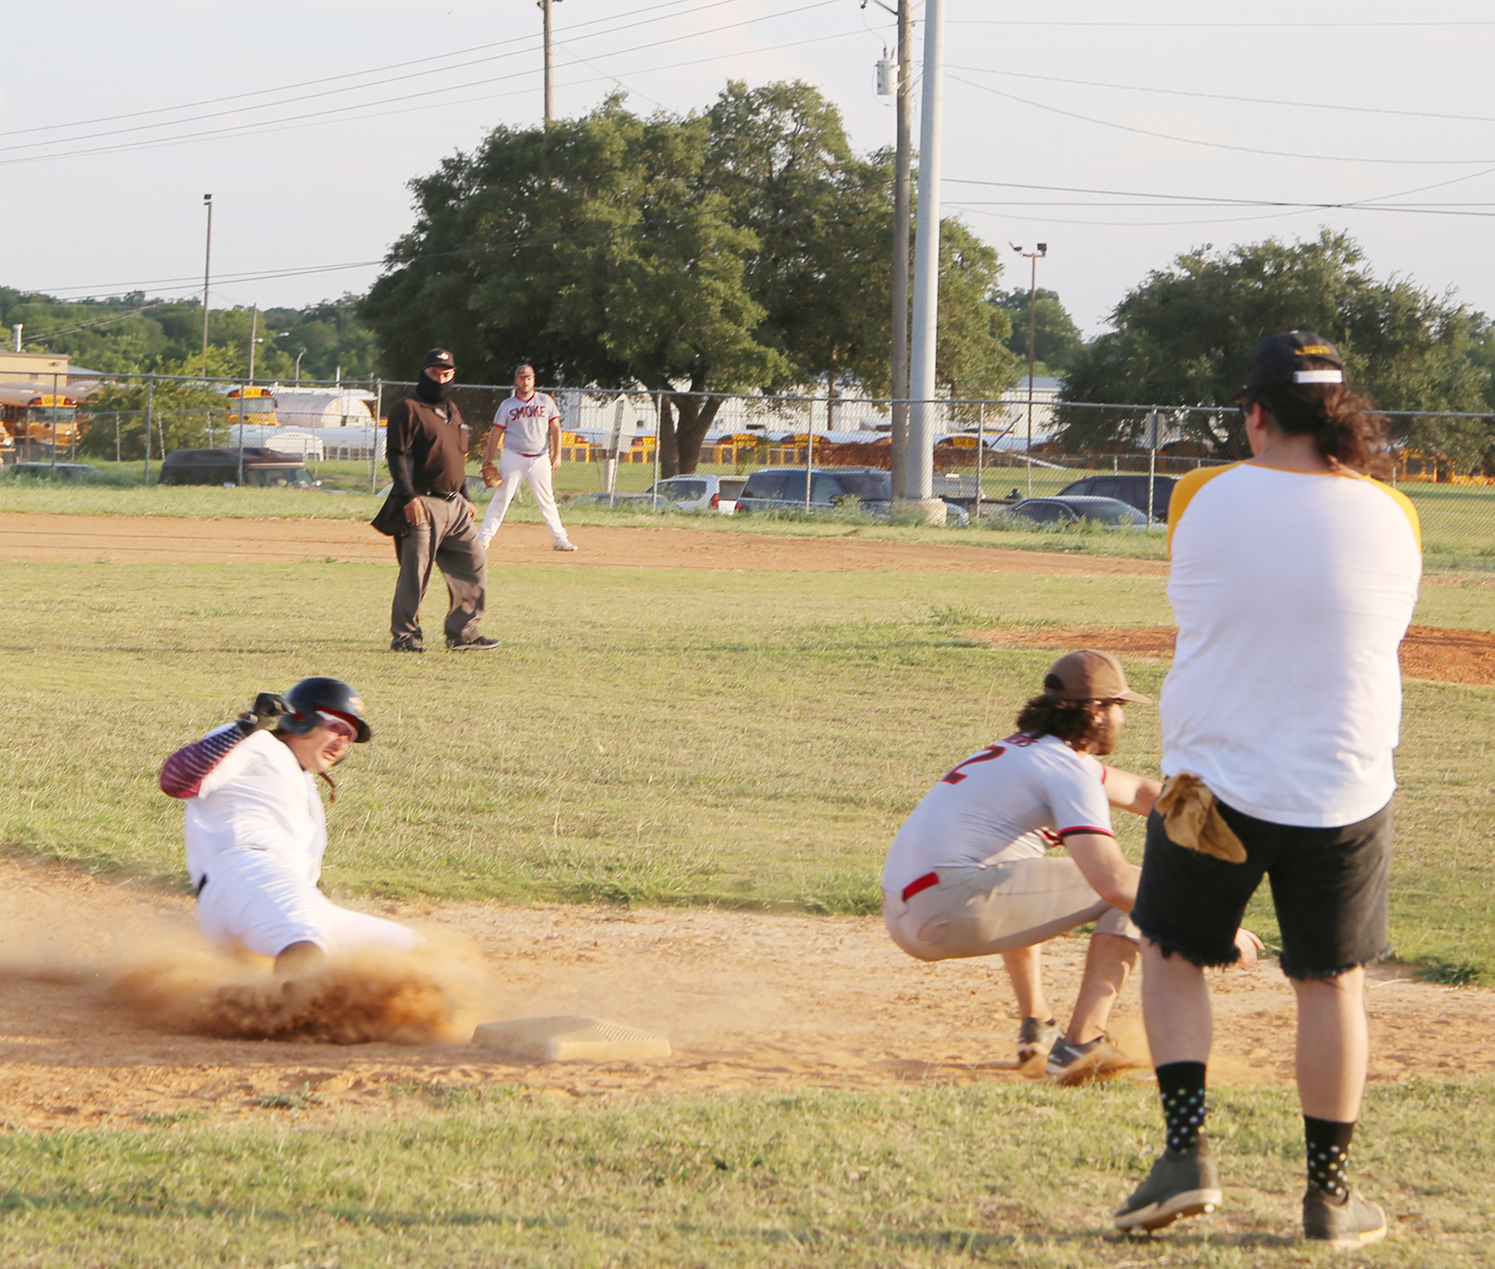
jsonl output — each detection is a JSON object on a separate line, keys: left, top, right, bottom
{"left": 1132, "top": 798, "right": 1392, "bottom": 979}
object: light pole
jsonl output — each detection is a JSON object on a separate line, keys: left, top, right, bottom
{"left": 1011, "top": 242, "right": 1047, "bottom": 495}
{"left": 539, "top": 0, "right": 563, "bottom": 123}
{"left": 294, "top": 348, "right": 307, "bottom": 384}
{"left": 200, "top": 194, "right": 213, "bottom": 378}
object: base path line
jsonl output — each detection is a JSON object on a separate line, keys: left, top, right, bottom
{"left": 0, "top": 513, "right": 1167, "bottom": 575}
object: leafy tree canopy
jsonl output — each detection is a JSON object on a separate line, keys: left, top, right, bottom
{"left": 991, "top": 287, "right": 1085, "bottom": 376}
{"left": 1057, "top": 230, "right": 1491, "bottom": 462}
{"left": 0, "top": 288, "right": 378, "bottom": 382}
{"left": 363, "top": 83, "right": 1017, "bottom": 472}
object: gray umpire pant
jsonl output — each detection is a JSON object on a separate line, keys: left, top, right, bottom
{"left": 390, "top": 495, "right": 486, "bottom": 646}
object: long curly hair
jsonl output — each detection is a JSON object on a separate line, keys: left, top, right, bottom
{"left": 1013, "top": 695, "right": 1105, "bottom": 747}
{"left": 1244, "top": 358, "right": 1391, "bottom": 478}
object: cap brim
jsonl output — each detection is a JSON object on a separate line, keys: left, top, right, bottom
{"left": 1117, "top": 688, "right": 1151, "bottom": 705}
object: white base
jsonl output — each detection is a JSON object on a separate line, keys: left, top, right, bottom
{"left": 472, "top": 1015, "right": 672, "bottom": 1062}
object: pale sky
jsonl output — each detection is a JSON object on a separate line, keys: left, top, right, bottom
{"left": 4, "top": 0, "right": 1494, "bottom": 339}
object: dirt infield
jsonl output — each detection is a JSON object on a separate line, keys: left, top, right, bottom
{"left": 3, "top": 854, "right": 1491, "bottom": 1130}
{"left": 1, "top": 514, "right": 1489, "bottom": 1129}
{"left": 0, "top": 512, "right": 1166, "bottom": 575}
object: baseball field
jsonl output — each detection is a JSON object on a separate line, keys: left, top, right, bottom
{"left": 2, "top": 498, "right": 1493, "bottom": 1266}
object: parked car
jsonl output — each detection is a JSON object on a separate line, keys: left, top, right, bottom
{"left": 1057, "top": 474, "right": 1177, "bottom": 521}
{"left": 734, "top": 466, "right": 970, "bottom": 525}
{"left": 160, "top": 447, "right": 316, "bottom": 488}
{"left": 5, "top": 461, "right": 104, "bottom": 480}
{"left": 994, "top": 495, "right": 1151, "bottom": 530}
{"left": 570, "top": 473, "right": 746, "bottom": 514}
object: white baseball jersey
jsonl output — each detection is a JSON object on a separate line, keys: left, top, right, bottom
{"left": 882, "top": 732, "right": 1114, "bottom": 895}
{"left": 493, "top": 391, "right": 560, "bottom": 456}
{"left": 183, "top": 726, "right": 326, "bottom": 890}
{"left": 1162, "top": 463, "right": 1421, "bottom": 827}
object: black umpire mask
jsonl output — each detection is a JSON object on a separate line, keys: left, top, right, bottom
{"left": 414, "top": 371, "right": 452, "bottom": 405}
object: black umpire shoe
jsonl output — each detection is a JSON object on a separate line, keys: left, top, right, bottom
{"left": 447, "top": 635, "right": 502, "bottom": 651}
{"left": 390, "top": 638, "right": 425, "bottom": 653}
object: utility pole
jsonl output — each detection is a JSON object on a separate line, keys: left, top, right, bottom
{"left": 1011, "top": 243, "right": 1047, "bottom": 495}
{"left": 905, "top": 0, "right": 945, "bottom": 515}
{"left": 247, "top": 305, "right": 259, "bottom": 383}
{"left": 868, "top": 1, "right": 913, "bottom": 498}
{"left": 539, "top": 0, "right": 563, "bottom": 123}
{"left": 201, "top": 194, "right": 213, "bottom": 378}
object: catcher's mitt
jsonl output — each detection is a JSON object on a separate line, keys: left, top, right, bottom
{"left": 481, "top": 462, "right": 502, "bottom": 488}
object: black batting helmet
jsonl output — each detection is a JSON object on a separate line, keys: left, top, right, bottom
{"left": 277, "top": 677, "right": 372, "bottom": 743}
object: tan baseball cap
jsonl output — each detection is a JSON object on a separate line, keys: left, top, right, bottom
{"left": 1042, "top": 649, "right": 1151, "bottom": 704}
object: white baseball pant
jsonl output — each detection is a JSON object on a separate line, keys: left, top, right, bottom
{"left": 478, "top": 449, "right": 572, "bottom": 549}
{"left": 196, "top": 850, "right": 423, "bottom": 959}
{"left": 882, "top": 858, "right": 1138, "bottom": 962}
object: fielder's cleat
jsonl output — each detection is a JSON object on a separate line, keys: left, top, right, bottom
{"left": 1114, "top": 1141, "right": 1222, "bottom": 1233}
{"left": 389, "top": 639, "right": 425, "bottom": 653}
{"left": 553, "top": 541, "right": 578, "bottom": 552}
{"left": 1017, "top": 1016, "right": 1061, "bottom": 1064}
{"left": 447, "top": 635, "right": 502, "bottom": 651}
{"left": 1046, "top": 1031, "right": 1131, "bottom": 1082}
{"left": 1302, "top": 1187, "right": 1388, "bottom": 1249}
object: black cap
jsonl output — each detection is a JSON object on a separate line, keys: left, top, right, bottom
{"left": 1239, "top": 331, "right": 1344, "bottom": 397}
{"left": 421, "top": 348, "right": 456, "bottom": 371}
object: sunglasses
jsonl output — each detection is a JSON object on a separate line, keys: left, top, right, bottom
{"left": 316, "top": 712, "right": 358, "bottom": 741}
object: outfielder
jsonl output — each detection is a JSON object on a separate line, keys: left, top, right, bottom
{"left": 478, "top": 363, "right": 577, "bottom": 552}
{"left": 159, "top": 678, "right": 420, "bottom": 972}
{"left": 882, "top": 650, "right": 1258, "bottom": 1077}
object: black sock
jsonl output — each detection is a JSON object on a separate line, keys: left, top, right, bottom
{"left": 1157, "top": 1061, "right": 1207, "bottom": 1153}
{"left": 1304, "top": 1116, "right": 1356, "bottom": 1201}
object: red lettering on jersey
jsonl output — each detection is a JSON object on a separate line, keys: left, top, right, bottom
{"left": 1003, "top": 732, "right": 1038, "bottom": 748}
{"left": 941, "top": 745, "right": 1006, "bottom": 784}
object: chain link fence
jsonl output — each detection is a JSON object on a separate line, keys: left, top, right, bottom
{"left": 6, "top": 370, "right": 1493, "bottom": 561}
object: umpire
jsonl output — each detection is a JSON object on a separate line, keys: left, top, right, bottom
{"left": 374, "top": 348, "right": 499, "bottom": 652}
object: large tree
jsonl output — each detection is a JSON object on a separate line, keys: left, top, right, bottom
{"left": 364, "top": 97, "right": 782, "bottom": 475}
{"left": 365, "top": 84, "right": 1019, "bottom": 473}
{"left": 1057, "top": 230, "right": 1491, "bottom": 463}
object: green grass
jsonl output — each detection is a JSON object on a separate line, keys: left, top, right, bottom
{"left": 2, "top": 1079, "right": 1492, "bottom": 1266}
{"left": 2, "top": 558, "right": 1494, "bottom": 980}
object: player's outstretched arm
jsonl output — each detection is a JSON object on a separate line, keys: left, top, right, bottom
{"left": 1061, "top": 831, "right": 1140, "bottom": 913}
{"left": 159, "top": 694, "right": 286, "bottom": 799}
{"left": 1101, "top": 766, "right": 1162, "bottom": 817}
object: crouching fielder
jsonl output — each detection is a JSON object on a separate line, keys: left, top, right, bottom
{"left": 159, "top": 677, "right": 421, "bottom": 972}
{"left": 882, "top": 650, "right": 1258, "bottom": 1077}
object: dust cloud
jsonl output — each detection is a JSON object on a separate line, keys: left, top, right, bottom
{"left": 107, "top": 934, "right": 491, "bottom": 1045}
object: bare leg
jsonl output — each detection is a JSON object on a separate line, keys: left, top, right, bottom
{"left": 1067, "top": 932, "right": 1139, "bottom": 1043}
{"left": 1001, "top": 944, "right": 1050, "bottom": 1022}
{"left": 1141, "top": 940, "right": 1213, "bottom": 1065}
{"left": 1292, "top": 968, "right": 1368, "bottom": 1121}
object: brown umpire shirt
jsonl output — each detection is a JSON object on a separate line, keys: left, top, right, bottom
{"left": 386, "top": 395, "right": 469, "bottom": 505}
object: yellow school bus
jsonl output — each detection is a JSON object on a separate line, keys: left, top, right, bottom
{"left": 226, "top": 386, "right": 280, "bottom": 427}
{"left": 0, "top": 383, "right": 82, "bottom": 448}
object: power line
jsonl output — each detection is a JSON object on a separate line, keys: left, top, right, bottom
{"left": 948, "top": 75, "right": 1495, "bottom": 166}
{"left": 0, "top": 0, "right": 845, "bottom": 168}
{"left": 946, "top": 18, "right": 1495, "bottom": 27}
{"left": 946, "top": 65, "right": 1495, "bottom": 128}
{"left": 0, "top": 0, "right": 718, "bottom": 142}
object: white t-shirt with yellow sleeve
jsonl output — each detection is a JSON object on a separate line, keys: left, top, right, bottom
{"left": 1160, "top": 462, "right": 1421, "bottom": 828}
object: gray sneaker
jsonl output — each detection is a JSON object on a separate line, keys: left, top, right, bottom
{"left": 1114, "top": 1141, "right": 1222, "bottom": 1232}
{"left": 553, "top": 541, "right": 578, "bottom": 552}
{"left": 1302, "top": 1187, "right": 1387, "bottom": 1249}
{"left": 1017, "top": 1017, "right": 1060, "bottom": 1064}
{"left": 1046, "top": 1032, "right": 1132, "bottom": 1083}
